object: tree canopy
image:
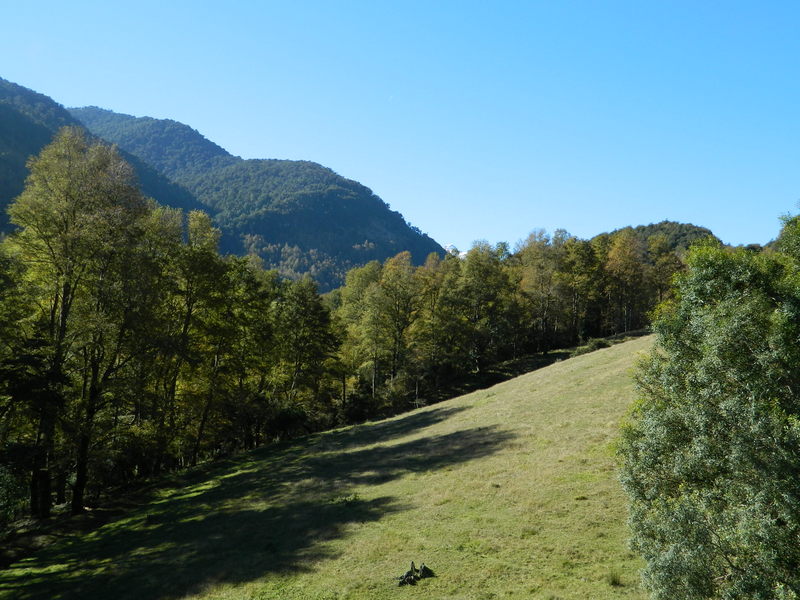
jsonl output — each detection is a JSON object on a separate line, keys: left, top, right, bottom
{"left": 619, "top": 229, "right": 800, "bottom": 599}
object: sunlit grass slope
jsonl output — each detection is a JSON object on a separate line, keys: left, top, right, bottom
{"left": 0, "top": 336, "right": 652, "bottom": 600}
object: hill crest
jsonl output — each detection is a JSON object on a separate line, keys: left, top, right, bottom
{"left": 0, "top": 78, "right": 205, "bottom": 230}
{"left": 0, "top": 79, "right": 444, "bottom": 291}
{"left": 69, "top": 106, "right": 237, "bottom": 177}
{"left": 69, "top": 104, "right": 445, "bottom": 289}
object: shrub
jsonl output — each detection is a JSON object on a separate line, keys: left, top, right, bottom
{"left": 570, "top": 338, "right": 611, "bottom": 357}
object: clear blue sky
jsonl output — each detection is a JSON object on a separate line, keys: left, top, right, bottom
{"left": 3, "top": 0, "right": 799, "bottom": 249}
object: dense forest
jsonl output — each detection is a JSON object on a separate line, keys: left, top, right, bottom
{"left": 0, "top": 129, "right": 712, "bottom": 523}
{"left": 69, "top": 106, "right": 444, "bottom": 290}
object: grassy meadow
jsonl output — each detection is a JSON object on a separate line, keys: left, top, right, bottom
{"left": 0, "top": 336, "right": 652, "bottom": 600}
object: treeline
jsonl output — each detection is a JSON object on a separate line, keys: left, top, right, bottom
{"left": 330, "top": 225, "right": 689, "bottom": 419}
{"left": 0, "top": 128, "right": 697, "bottom": 522}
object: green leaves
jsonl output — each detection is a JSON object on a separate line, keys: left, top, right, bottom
{"left": 620, "top": 240, "right": 800, "bottom": 599}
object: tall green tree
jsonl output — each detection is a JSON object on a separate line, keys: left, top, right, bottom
{"left": 457, "top": 242, "right": 513, "bottom": 370}
{"left": 408, "top": 252, "right": 466, "bottom": 393}
{"left": 605, "top": 228, "right": 647, "bottom": 333}
{"left": 336, "top": 261, "right": 384, "bottom": 410}
{"left": 272, "top": 278, "right": 338, "bottom": 427}
{"left": 185, "top": 256, "right": 278, "bottom": 465}
{"left": 516, "top": 229, "right": 569, "bottom": 352}
{"left": 646, "top": 233, "right": 683, "bottom": 303}
{"left": 6, "top": 127, "right": 149, "bottom": 516}
{"left": 66, "top": 189, "right": 152, "bottom": 513}
{"left": 147, "top": 210, "right": 226, "bottom": 474}
{"left": 555, "top": 236, "right": 600, "bottom": 343}
{"left": 620, "top": 236, "right": 800, "bottom": 599}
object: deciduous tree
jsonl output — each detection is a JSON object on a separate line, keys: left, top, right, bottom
{"left": 620, "top": 236, "right": 800, "bottom": 599}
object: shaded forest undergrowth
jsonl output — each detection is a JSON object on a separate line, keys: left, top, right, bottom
{"left": 423, "top": 328, "right": 649, "bottom": 404}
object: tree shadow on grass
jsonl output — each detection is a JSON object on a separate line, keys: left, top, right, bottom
{"left": 308, "top": 404, "right": 472, "bottom": 453}
{"left": 0, "top": 406, "right": 514, "bottom": 600}
{"left": 158, "top": 404, "right": 473, "bottom": 491}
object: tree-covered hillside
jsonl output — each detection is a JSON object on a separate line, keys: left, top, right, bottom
{"left": 67, "top": 106, "right": 237, "bottom": 177}
{"left": 70, "top": 106, "right": 445, "bottom": 289}
{"left": 1, "top": 82, "right": 443, "bottom": 291}
{"left": 625, "top": 220, "right": 718, "bottom": 252}
{"left": 0, "top": 78, "right": 205, "bottom": 231}
{"left": 0, "top": 79, "right": 76, "bottom": 230}
{"left": 3, "top": 79, "right": 719, "bottom": 293}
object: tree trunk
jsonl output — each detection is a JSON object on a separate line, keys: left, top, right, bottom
{"left": 191, "top": 354, "right": 220, "bottom": 467}
{"left": 71, "top": 428, "right": 92, "bottom": 514}
{"left": 191, "top": 392, "right": 214, "bottom": 468}
{"left": 55, "top": 471, "right": 67, "bottom": 505}
{"left": 71, "top": 373, "right": 99, "bottom": 515}
{"left": 30, "top": 394, "right": 57, "bottom": 518}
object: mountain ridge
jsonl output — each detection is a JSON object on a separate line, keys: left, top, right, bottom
{"left": 69, "top": 105, "right": 445, "bottom": 289}
{"left": 0, "top": 78, "right": 207, "bottom": 230}
{"left": 67, "top": 106, "right": 237, "bottom": 177}
{"left": 2, "top": 78, "right": 723, "bottom": 291}
{"left": 0, "top": 78, "right": 444, "bottom": 290}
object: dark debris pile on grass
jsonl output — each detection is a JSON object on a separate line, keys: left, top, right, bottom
{"left": 397, "top": 561, "right": 435, "bottom": 586}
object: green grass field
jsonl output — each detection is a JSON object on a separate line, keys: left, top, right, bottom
{"left": 0, "top": 336, "right": 652, "bottom": 600}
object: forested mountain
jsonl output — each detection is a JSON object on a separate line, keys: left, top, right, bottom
{"left": 69, "top": 106, "right": 444, "bottom": 289}
{"left": 0, "top": 79, "right": 443, "bottom": 290}
{"left": 66, "top": 106, "right": 237, "bottom": 177}
{"left": 624, "top": 220, "right": 717, "bottom": 252}
{"left": 3, "top": 78, "right": 719, "bottom": 294}
{"left": 0, "top": 79, "right": 205, "bottom": 232}
{"left": 0, "top": 80, "right": 76, "bottom": 231}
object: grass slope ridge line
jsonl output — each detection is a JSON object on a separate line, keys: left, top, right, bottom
{"left": 0, "top": 336, "right": 652, "bottom": 600}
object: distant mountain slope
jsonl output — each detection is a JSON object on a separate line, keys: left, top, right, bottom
{"left": 3, "top": 79, "right": 721, "bottom": 293}
{"left": 70, "top": 106, "right": 445, "bottom": 289}
{"left": 628, "top": 220, "right": 718, "bottom": 251}
{"left": 0, "top": 80, "right": 76, "bottom": 230}
{"left": 595, "top": 220, "right": 719, "bottom": 255}
{"left": 0, "top": 78, "right": 205, "bottom": 231}
{"left": 68, "top": 106, "right": 237, "bottom": 178}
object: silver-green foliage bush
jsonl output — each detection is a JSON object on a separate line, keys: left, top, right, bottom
{"left": 619, "top": 233, "right": 800, "bottom": 600}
